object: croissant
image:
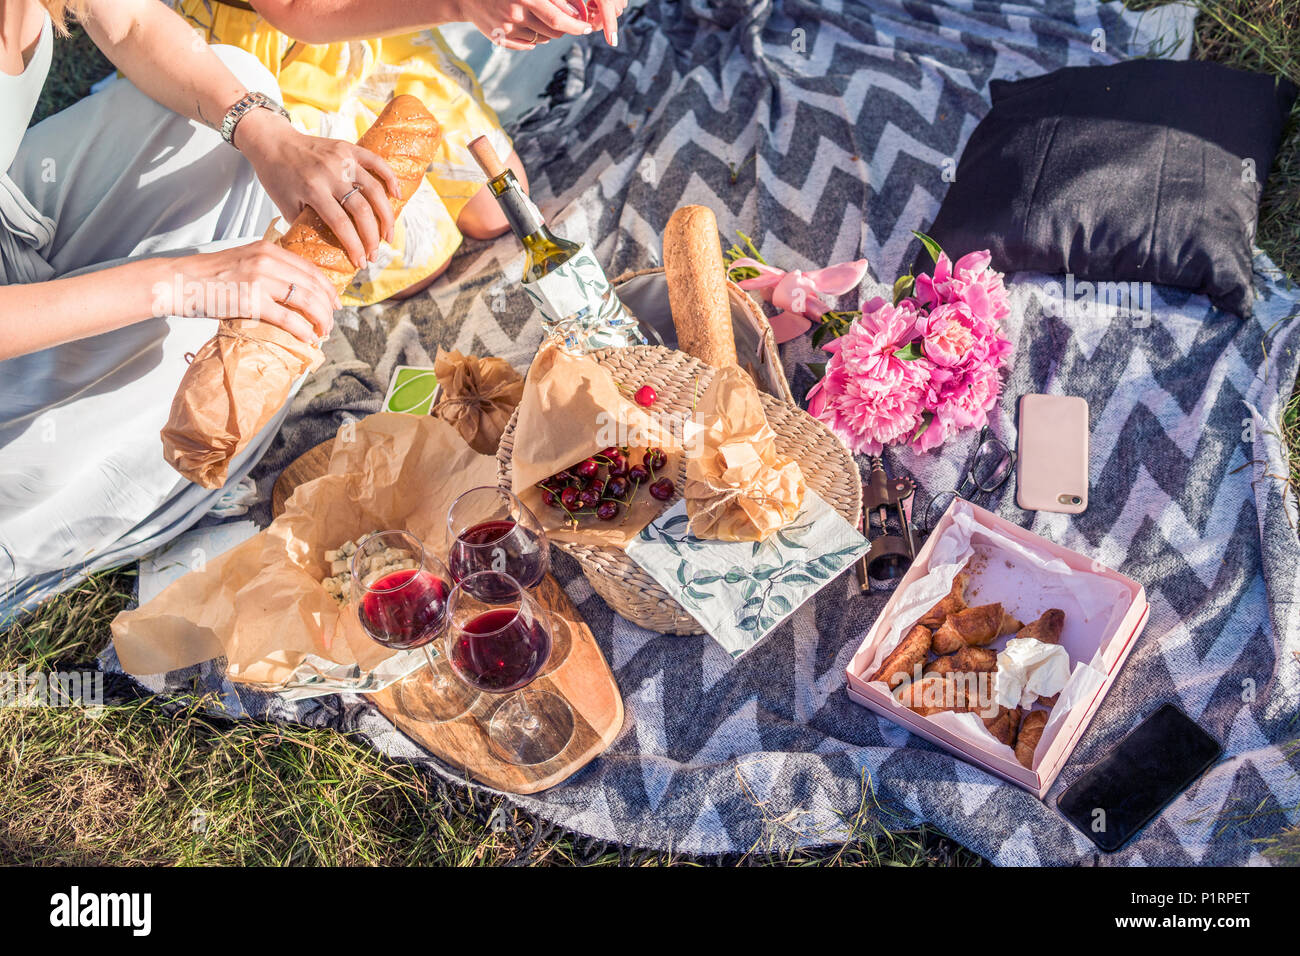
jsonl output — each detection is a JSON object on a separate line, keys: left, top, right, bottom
{"left": 162, "top": 95, "right": 442, "bottom": 488}
{"left": 932, "top": 602, "right": 1020, "bottom": 654}
{"left": 868, "top": 623, "right": 932, "bottom": 689}
{"left": 1014, "top": 708, "right": 1049, "bottom": 768}
{"left": 983, "top": 706, "right": 1022, "bottom": 746}
{"left": 917, "top": 569, "right": 969, "bottom": 628}
{"left": 924, "top": 645, "right": 998, "bottom": 676}
{"left": 1017, "top": 608, "right": 1066, "bottom": 645}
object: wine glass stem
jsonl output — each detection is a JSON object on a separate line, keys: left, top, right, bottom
{"left": 514, "top": 691, "right": 541, "bottom": 733}
{"left": 421, "top": 644, "right": 449, "bottom": 691}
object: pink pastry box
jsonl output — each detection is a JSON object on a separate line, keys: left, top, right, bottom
{"left": 845, "top": 498, "right": 1149, "bottom": 799}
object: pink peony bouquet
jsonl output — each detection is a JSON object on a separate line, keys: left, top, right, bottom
{"left": 806, "top": 244, "right": 1013, "bottom": 455}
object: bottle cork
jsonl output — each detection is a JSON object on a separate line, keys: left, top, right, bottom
{"left": 468, "top": 135, "right": 506, "bottom": 180}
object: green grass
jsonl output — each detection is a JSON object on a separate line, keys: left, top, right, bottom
{"left": 6, "top": 2, "right": 1298, "bottom": 867}
{"left": 0, "top": 571, "right": 982, "bottom": 866}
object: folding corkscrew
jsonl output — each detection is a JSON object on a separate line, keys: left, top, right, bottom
{"left": 857, "top": 455, "right": 918, "bottom": 591}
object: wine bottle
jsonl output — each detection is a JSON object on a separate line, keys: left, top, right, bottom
{"left": 468, "top": 135, "right": 645, "bottom": 351}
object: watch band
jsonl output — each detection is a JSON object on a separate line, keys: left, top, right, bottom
{"left": 220, "top": 91, "right": 290, "bottom": 148}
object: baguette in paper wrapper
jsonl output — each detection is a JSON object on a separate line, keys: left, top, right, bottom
{"left": 432, "top": 347, "right": 524, "bottom": 456}
{"left": 112, "top": 414, "right": 496, "bottom": 690}
{"left": 510, "top": 343, "right": 679, "bottom": 548}
{"left": 683, "top": 365, "right": 805, "bottom": 542}
{"left": 161, "top": 95, "right": 442, "bottom": 489}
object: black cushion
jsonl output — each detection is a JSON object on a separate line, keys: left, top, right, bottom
{"left": 919, "top": 60, "right": 1296, "bottom": 318}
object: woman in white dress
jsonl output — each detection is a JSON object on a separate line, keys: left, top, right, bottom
{"left": 0, "top": 0, "right": 405, "bottom": 620}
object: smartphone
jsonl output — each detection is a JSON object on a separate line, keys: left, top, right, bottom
{"left": 1016, "top": 394, "right": 1089, "bottom": 513}
{"left": 1056, "top": 703, "right": 1222, "bottom": 852}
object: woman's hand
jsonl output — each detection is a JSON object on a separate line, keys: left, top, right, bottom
{"left": 169, "top": 241, "right": 342, "bottom": 344}
{"left": 591, "top": 0, "right": 627, "bottom": 46}
{"left": 233, "top": 108, "right": 401, "bottom": 270}
{"left": 454, "top": 0, "right": 594, "bottom": 51}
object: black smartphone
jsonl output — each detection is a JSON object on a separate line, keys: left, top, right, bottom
{"left": 1056, "top": 703, "right": 1222, "bottom": 852}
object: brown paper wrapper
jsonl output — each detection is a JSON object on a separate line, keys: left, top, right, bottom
{"left": 510, "top": 343, "right": 679, "bottom": 548}
{"left": 431, "top": 348, "right": 524, "bottom": 456}
{"left": 160, "top": 319, "right": 325, "bottom": 489}
{"left": 683, "top": 365, "right": 805, "bottom": 542}
{"left": 113, "top": 414, "right": 497, "bottom": 687}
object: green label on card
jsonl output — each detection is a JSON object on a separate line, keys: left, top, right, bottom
{"left": 384, "top": 366, "right": 439, "bottom": 415}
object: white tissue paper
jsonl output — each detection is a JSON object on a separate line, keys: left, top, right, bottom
{"left": 995, "top": 638, "right": 1072, "bottom": 709}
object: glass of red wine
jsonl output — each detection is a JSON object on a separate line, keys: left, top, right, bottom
{"left": 447, "top": 487, "right": 550, "bottom": 594}
{"left": 444, "top": 570, "right": 574, "bottom": 765}
{"left": 351, "top": 531, "right": 477, "bottom": 722}
{"left": 446, "top": 486, "right": 572, "bottom": 671}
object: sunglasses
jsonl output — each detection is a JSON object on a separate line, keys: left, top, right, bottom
{"left": 915, "top": 426, "right": 1016, "bottom": 535}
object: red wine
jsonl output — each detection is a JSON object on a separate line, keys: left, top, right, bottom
{"left": 358, "top": 569, "right": 449, "bottom": 649}
{"left": 450, "top": 607, "right": 551, "bottom": 693}
{"left": 450, "top": 519, "right": 547, "bottom": 592}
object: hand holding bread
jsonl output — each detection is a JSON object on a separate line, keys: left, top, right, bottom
{"left": 162, "top": 95, "right": 442, "bottom": 489}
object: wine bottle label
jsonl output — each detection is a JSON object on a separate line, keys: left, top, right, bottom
{"left": 522, "top": 243, "right": 647, "bottom": 351}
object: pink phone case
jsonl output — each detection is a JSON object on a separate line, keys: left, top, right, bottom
{"left": 1016, "top": 394, "right": 1089, "bottom": 514}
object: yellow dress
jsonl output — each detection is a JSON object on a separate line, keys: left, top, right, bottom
{"left": 173, "top": 0, "right": 514, "bottom": 305}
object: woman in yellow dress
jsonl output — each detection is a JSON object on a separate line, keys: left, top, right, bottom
{"left": 172, "top": 0, "right": 626, "bottom": 303}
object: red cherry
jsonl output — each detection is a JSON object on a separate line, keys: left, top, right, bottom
{"left": 627, "top": 464, "right": 649, "bottom": 484}
{"left": 541, "top": 489, "right": 560, "bottom": 508}
{"left": 579, "top": 487, "right": 601, "bottom": 508}
{"left": 634, "top": 385, "right": 657, "bottom": 407}
{"left": 560, "top": 486, "right": 579, "bottom": 509}
{"left": 599, "top": 447, "right": 620, "bottom": 460}
{"left": 607, "top": 453, "right": 629, "bottom": 477}
{"left": 643, "top": 448, "right": 667, "bottom": 471}
{"left": 649, "top": 478, "right": 675, "bottom": 501}
{"left": 588, "top": 478, "right": 605, "bottom": 497}
{"left": 605, "top": 475, "right": 629, "bottom": 500}
{"left": 596, "top": 500, "right": 619, "bottom": 521}
{"left": 575, "top": 458, "right": 600, "bottom": 479}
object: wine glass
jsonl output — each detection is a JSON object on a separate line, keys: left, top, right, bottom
{"left": 447, "top": 486, "right": 570, "bottom": 669}
{"left": 350, "top": 530, "right": 477, "bottom": 722}
{"left": 447, "top": 486, "right": 550, "bottom": 593}
{"left": 444, "top": 570, "right": 574, "bottom": 766}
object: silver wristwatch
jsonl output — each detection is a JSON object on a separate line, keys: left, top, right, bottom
{"left": 220, "top": 91, "right": 291, "bottom": 148}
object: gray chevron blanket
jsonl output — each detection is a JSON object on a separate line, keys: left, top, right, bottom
{"left": 105, "top": 0, "right": 1300, "bottom": 864}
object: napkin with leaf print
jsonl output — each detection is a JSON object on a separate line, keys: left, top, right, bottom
{"left": 625, "top": 490, "right": 869, "bottom": 656}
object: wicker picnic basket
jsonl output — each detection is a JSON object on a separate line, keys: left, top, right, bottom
{"left": 496, "top": 340, "right": 862, "bottom": 635}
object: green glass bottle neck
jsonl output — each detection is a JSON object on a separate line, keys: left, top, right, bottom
{"left": 488, "top": 170, "right": 551, "bottom": 246}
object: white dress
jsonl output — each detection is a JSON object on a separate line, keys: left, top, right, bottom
{"left": 0, "top": 15, "right": 296, "bottom": 621}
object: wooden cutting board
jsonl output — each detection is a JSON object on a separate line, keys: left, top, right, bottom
{"left": 272, "top": 430, "right": 625, "bottom": 794}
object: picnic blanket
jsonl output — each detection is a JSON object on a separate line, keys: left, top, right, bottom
{"left": 105, "top": 0, "right": 1300, "bottom": 864}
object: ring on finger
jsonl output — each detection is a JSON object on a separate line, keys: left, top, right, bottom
{"left": 339, "top": 184, "right": 362, "bottom": 205}
{"left": 282, "top": 281, "right": 296, "bottom": 305}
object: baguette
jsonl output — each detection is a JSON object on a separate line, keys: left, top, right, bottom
{"left": 162, "top": 95, "right": 441, "bottom": 489}
{"left": 278, "top": 94, "right": 441, "bottom": 291}
{"left": 662, "top": 205, "right": 737, "bottom": 368}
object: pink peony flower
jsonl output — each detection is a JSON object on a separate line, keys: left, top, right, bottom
{"left": 806, "top": 300, "right": 928, "bottom": 454}
{"left": 916, "top": 302, "right": 976, "bottom": 367}
{"left": 807, "top": 246, "right": 1013, "bottom": 455}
